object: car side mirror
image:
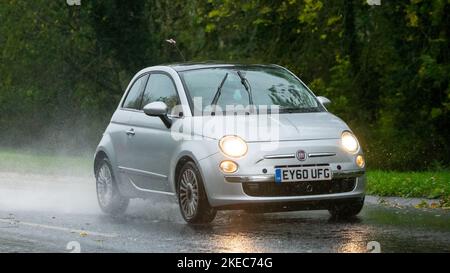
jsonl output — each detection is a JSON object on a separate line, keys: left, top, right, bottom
{"left": 317, "top": 96, "right": 331, "bottom": 106}
{"left": 143, "top": 101, "right": 172, "bottom": 128}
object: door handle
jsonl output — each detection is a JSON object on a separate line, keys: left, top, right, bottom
{"left": 126, "top": 128, "right": 135, "bottom": 136}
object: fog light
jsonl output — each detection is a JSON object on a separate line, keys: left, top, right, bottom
{"left": 220, "top": 160, "right": 238, "bottom": 173}
{"left": 356, "top": 155, "right": 365, "bottom": 168}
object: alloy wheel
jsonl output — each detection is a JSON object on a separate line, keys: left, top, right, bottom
{"left": 179, "top": 168, "right": 199, "bottom": 219}
{"left": 96, "top": 163, "right": 114, "bottom": 208}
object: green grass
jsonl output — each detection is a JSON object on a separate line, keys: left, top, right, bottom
{"left": 0, "top": 149, "right": 91, "bottom": 176}
{"left": 366, "top": 170, "right": 450, "bottom": 200}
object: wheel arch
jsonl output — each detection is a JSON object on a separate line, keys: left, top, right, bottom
{"left": 169, "top": 139, "right": 218, "bottom": 196}
{"left": 173, "top": 155, "right": 197, "bottom": 194}
{"left": 171, "top": 152, "right": 212, "bottom": 198}
{"left": 94, "top": 150, "right": 109, "bottom": 174}
{"left": 93, "top": 146, "right": 117, "bottom": 178}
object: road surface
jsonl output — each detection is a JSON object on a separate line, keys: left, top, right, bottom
{"left": 0, "top": 171, "right": 449, "bottom": 253}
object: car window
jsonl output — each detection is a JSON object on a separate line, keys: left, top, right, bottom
{"left": 180, "top": 67, "right": 322, "bottom": 114}
{"left": 122, "top": 74, "right": 148, "bottom": 110}
{"left": 141, "top": 73, "right": 179, "bottom": 114}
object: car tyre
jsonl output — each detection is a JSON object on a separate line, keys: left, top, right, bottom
{"left": 328, "top": 197, "right": 364, "bottom": 219}
{"left": 95, "top": 158, "right": 129, "bottom": 215}
{"left": 177, "top": 161, "right": 216, "bottom": 224}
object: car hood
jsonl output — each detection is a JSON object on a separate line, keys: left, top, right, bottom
{"left": 186, "top": 112, "right": 349, "bottom": 142}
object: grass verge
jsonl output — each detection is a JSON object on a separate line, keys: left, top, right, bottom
{"left": 366, "top": 170, "right": 450, "bottom": 207}
{"left": 0, "top": 148, "right": 91, "bottom": 176}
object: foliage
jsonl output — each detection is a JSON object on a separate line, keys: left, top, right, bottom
{"left": 367, "top": 170, "right": 450, "bottom": 200}
{"left": 0, "top": 0, "right": 449, "bottom": 170}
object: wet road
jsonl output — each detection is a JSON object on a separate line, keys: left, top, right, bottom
{"left": 0, "top": 172, "right": 449, "bottom": 253}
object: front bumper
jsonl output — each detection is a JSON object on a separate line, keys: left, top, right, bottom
{"left": 224, "top": 170, "right": 364, "bottom": 183}
{"left": 197, "top": 138, "right": 366, "bottom": 208}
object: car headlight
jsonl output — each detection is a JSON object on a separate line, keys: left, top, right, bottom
{"left": 341, "top": 131, "right": 359, "bottom": 154}
{"left": 219, "top": 135, "right": 248, "bottom": 158}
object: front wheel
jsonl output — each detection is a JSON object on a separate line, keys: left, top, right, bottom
{"left": 328, "top": 197, "right": 365, "bottom": 219}
{"left": 95, "top": 158, "right": 129, "bottom": 215}
{"left": 177, "top": 161, "right": 216, "bottom": 224}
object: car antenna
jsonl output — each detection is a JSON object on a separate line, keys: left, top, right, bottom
{"left": 165, "top": 38, "right": 186, "bottom": 62}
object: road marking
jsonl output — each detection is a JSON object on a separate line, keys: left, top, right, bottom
{"left": 0, "top": 218, "right": 118, "bottom": 238}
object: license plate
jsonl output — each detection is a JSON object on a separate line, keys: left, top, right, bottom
{"left": 275, "top": 166, "right": 332, "bottom": 183}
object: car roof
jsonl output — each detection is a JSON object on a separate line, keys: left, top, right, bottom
{"left": 163, "top": 62, "right": 279, "bottom": 72}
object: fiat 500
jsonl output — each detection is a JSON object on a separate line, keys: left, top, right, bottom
{"left": 94, "top": 63, "right": 366, "bottom": 223}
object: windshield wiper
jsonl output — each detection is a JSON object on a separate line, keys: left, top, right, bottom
{"left": 237, "top": 70, "right": 254, "bottom": 105}
{"left": 210, "top": 73, "right": 229, "bottom": 106}
{"left": 210, "top": 71, "right": 254, "bottom": 112}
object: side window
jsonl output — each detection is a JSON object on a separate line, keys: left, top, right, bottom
{"left": 141, "top": 73, "right": 179, "bottom": 114}
{"left": 122, "top": 74, "right": 148, "bottom": 109}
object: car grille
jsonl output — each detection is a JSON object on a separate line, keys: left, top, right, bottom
{"left": 242, "top": 178, "right": 356, "bottom": 197}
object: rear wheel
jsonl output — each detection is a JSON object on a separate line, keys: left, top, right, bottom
{"left": 177, "top": 161, "right": 216, "bottom": 224}
{"left": 328, "top": 197, "right": 364, "bottom": 219}
{"left": 95, "top": 158, "right": 129, "bottom": 215}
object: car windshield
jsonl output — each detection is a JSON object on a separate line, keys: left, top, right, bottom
{"left": 179, "top": 66, "right": 324, "bottom": 114}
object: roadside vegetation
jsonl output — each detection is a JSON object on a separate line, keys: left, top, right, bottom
{"left": 0, "top": 149, "right": 91, "bottom": 177}
{"left": 366, "top": 171, "right": 450, "bottom": 207}
{"left": 0, "top": 1, "right": 449, "bottom": 171}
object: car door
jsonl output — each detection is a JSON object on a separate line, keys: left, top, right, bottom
{"left": 112, "top": 73, "right": 149, "bottom": 172}
{"left": 125, "top": 72, "right": 182, "bottom": 193}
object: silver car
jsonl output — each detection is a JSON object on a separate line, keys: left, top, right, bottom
{"left": 94, "top": 63, "right": 366, "bottom": 223}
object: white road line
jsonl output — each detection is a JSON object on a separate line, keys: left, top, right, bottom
{"left": 0, "top": 219, "right": 118, "bottom": 238}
